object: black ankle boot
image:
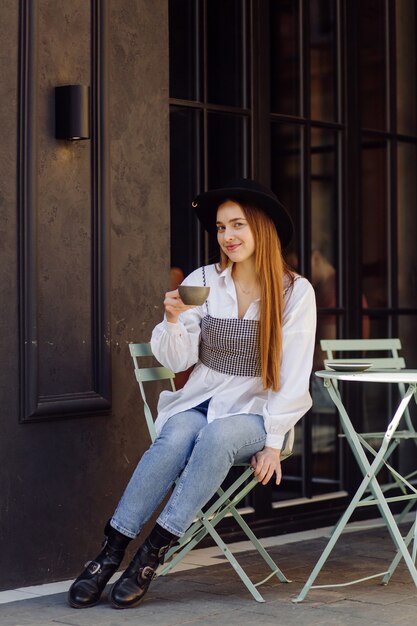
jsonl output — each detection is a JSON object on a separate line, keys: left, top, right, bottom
{"left": 68, "top": 521, "right": 131, "bottom": 609}
{"left": 109, "top": 524, "right": 177, "bottom": 609}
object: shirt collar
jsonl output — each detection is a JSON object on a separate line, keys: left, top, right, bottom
{"left": 219, "top": 264, "right": 237, "bottom": 300}
{"left": 219, "top": 263, "right": 233, "bottom": 281}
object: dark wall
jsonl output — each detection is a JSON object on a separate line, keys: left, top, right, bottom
{"left": 0, "top": 0, "right": 170, "bottom": 590}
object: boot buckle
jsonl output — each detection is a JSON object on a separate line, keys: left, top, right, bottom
{"left": 85, "top": 560, "right": 102, "bottom": 575}
{"left": 140, "top": 566, "right": 155, "bottom": 581}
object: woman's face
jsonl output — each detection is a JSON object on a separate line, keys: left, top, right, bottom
{"left": 216, "top": 200, "right": 256, "bottom": 263}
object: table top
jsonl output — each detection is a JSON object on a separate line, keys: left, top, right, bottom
{"left": 315, "top": 369, "right": 417, "bottom": 383}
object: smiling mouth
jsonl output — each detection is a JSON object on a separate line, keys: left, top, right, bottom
{"left": 226, "top": 244, "right": 240, "bottom": 252}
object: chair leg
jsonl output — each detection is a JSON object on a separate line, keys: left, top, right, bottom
{"left": 382, "top": 517, "right": 417, "bottom": 584}
{"left": 227, "top": 504, "right": 290, "bottom": 584}
{"left": 160, "top": 520, "right": 267, "bottom": 602}
{"left": 199, "top": 514, "right": 266, "bottom": 602}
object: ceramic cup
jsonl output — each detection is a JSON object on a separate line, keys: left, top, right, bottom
{"left": 178, "top": 285, "right": 210, "bottom": 305}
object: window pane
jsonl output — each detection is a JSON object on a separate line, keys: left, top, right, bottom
{"left": 359, "top": 0, "right": 388, "bottom": 130}
{"left": 361, "top": 137, "right": 388, "bottom": 307}
{"left": 270, "top": 0, "right": 300, "bottom": 116}
{"left": 311, "top": 412, "right": 340, "bottom": 494}
{"left": 396, "top": 0, "right": 417, "bottom": 135}
{"left": 271, "top": 123, "right": 302, "bottom": 258}
{"left": 207, "top": 113, "right": 248, "bottom": 189}
{"left": 170, "top": 107, "right": 202, "bottom": 275}
{"left": 311, "top": 127, "right": 339, "bottom": 378}
{"left": 207, "top": 0, "right": 248, "bottom": 107}
{"left": 311, "top": 128, "right": 338, "bottom": 272}
{"left": 309, "top": 0, "right": 338, "bottom": 122}
{"left": 398, "top": 142, "right": 417, "bottom": 308}
{"left": 399, "top": 316, "right": 417, "bottom": 367}
{"left": 361, "top": 317, "right": 391, "bottom": 436}
{"left": 169, "top": 0, "right": 201, "bottom": 101}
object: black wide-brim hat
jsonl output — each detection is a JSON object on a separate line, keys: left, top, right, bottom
{"left": 192, "top": 178, "right": 294, "bottom": 248}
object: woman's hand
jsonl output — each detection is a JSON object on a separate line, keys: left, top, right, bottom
{"left": 164, "top": 289, "right": 197, "bottom": 324}
{"left": 251, "top": 447, "right": 282, "bottom": 486}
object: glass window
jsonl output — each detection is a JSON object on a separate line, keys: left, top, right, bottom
{"left": 396, "top": 0, "right": 417, "bottom": 135}
{"left": 170, "top": 107, "right": 203, "bottom": 275}
{"left": 270, "top": 0, "right": 301, "bottom": 116}
{"left": 270, "top": 123, "right": 302, "bottom": 261}
{"left": 397, "top": 142, "right": 417, "bottom": 308}
{"left": 207, "top": 112, "right": 249, "bottom": 189}
{"left": 359, "top": 0, "right": 388, "bottom": 130}
{"left": 311, "top": 127, "right": 339, "bottom": 372}
{"left": 361, "top": 136, "right": 388, "bottom": 307}
{"left": 311, "top": 127, "right": 338, "bottom": 269}
{"left": 206, "top": 0, "right": 248, "bottom": 107}
{"left": 169, "top": 0, "right": 201, "bottom": 101}
{"left": 399, "top": 316, "right": 417, "bottom": 367}
{"left": 311, "top": 412, "right": 340, "bottom": 494}
{"left": 309, "top": 0, "right": 338, "bottom": 122}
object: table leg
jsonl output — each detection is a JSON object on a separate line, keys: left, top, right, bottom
{"left": 382, "top": 517, "right": 417, "bottom": 584}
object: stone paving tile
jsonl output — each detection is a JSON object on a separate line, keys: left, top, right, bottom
{"left": 321, "top": 598, "right": 417, "bottom": 625}
{"left": 399, "top": 595, "right": 417, "bottom": 607}
{"left": 341, "top": 584, "right": 416, "bottom": 605}
{"left": 178, "top": 609, "right": 284, "bottom": 626}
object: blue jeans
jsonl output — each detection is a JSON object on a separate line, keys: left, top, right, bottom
{"left": 110, "top": 404, "right": 266, "bottom": 538}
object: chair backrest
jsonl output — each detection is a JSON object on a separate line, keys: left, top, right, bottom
{"left": 320, "top": 338, "right": 413, "bottom": 430}
{"left": 129, "top": 342, "right": 176, "bottom": 442}
{"left": 320, "top": 338, "right": 406, "bottom": 371}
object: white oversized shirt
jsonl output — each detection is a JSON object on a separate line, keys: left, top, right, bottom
{"left": 151, "top": 264, "right": 316, "bottom": 449}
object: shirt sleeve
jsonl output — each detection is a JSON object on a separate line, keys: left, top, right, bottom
{"left": 150, "top": 268, "right": 205, "bottom": 372}
{"left": 263, "top": 278, "right": 317, "bottom": 449}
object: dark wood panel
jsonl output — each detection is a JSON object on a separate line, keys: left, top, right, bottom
{"left": 18, "top": 0, "right": 111, "bottom": 421}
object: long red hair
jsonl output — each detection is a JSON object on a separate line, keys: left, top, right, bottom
{"left": 218, "top": 204, "right": 294, "bottom": 391}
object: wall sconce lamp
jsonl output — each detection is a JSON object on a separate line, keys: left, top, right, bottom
{"left": 55, "top": 85, "right": 90, "bottom": 140}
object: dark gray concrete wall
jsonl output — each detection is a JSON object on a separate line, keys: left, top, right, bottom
{"left": 0, "top": 0, "right": 170, "bottom": 590}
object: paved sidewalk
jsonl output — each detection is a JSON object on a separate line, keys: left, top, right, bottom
{"left": 1, "top": 521, "right": 417, "bottom": 626}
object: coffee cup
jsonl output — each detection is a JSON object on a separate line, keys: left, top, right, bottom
{"left": 178, "top": 285, "right": 210, "bottom": 306}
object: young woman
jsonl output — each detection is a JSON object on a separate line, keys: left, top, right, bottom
{"left": 68, "top": 179, "right": 316, "bottom": 610}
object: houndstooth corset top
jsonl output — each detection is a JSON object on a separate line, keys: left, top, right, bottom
{"left": 199, "top": 315, "right": 261, "bottom": 377}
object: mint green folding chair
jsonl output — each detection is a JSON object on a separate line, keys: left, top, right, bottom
{"left": 321, "top": 338, "right": 417, "bottom": 521}
{"left": 129, "top": 342, "right": 292, "bottom": 602}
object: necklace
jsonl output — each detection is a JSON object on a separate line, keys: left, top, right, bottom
{"left": 234, "top": 277, "right": 257, "bottom": 295}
